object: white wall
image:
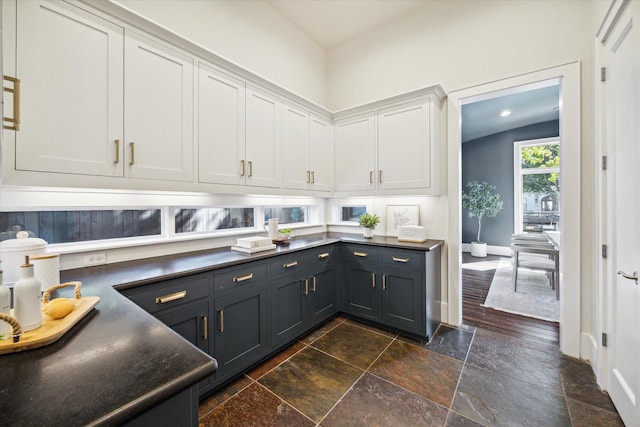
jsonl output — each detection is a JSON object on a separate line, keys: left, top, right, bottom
{"left": 114, "top": 0, "right": 328, "bottom": 107}
{"left": 327, "top": 0, "right": 594, "bottom": 111}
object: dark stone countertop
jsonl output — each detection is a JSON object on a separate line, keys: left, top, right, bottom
{"left": 0, "top": 232, "right": 443, "bottom": 426}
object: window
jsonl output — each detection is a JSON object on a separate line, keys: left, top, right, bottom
{"left": 175, "top": 208, "right": 254, "bottom": 233}
{"left": 264, "top": 207, "right": 307, "bottom": 225}
{"left": 0, "top": 210, "right": 161, "bottom": 243}
{"left": 340, "top": 206, "right": 366, "bottom": 222}
{"left": 514, "top": 138, "right": 560, "bottom": 233}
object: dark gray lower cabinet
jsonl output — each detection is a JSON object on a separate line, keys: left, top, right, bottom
{"left": 343, "top": 260, "right": 379, "bottom": 320}
{"left": 270, "top": 265, "right": 308, "bottom": 348}
{"left": 307, "top": 264, "right": 337, "bottom": 327}
{"left": 381, "top": 265, "right": 423, "bottom": 334}
{"left": 157, "top": 301, "right": 212, "bottom": 394}
{"left": 213, "top": 283, "right": 269, "bottom": 383}
{"left": 123, "top": 385, "right": 199, "bottom": 427}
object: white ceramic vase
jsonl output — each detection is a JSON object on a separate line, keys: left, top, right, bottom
{"left": 470, "top": 242, "right": 487, "bottom": 257}
{"left": 363, "top": 228, "right": 374, "bottom": 239}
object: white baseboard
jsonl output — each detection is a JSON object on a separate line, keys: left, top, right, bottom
{"left": 440, "top": 302, "right": 449, "bottom": 326}
{"left": 581, "top": 332, "right": 607, "bottom": 389}
{"left": 461, "top": 243, "right": 511, "bottom": 257}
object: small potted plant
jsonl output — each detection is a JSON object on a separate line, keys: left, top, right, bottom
{"left": 358, "top": 213, "right": 380, "bottom": 239}
{"left": 462, "top": 181, "right": 504, "bottom": 257}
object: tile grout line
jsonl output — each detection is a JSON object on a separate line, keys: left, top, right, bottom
{"left": 198, "top": 374, "right": 256, "bottom": 420}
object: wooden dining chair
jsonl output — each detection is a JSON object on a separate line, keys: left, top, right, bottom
{"left": 511, "top": 242, "right": 560, "bottom": 300}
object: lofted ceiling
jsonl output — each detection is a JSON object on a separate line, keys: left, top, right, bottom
{"left": 263, "top": 0, "right": 559, "bottom": 139}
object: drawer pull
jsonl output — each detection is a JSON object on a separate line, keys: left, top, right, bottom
{"left": 155, "top": 290, "right": 187, "bottom": 304}
{"left": 354, "top": 251, "right": 368, "bottom": 257}
{"left": 318, "top": 253, "right": 330, "bottom": 259}
{"left": 203, "top": 316, "right": 208, "bottom": 340}
{"left": 312, "top": 276, "right": 317, "bottom": 292}
{"left": 283, "top": 261, "right": 298, "bottom": 269}
{"left": 304, "top": 279, "right": 309, "bottom": 296}
{"left": 371, "top": 272, "right": 376, "bottom": 288}
{"left": 219, "top": 310, "right": 224, "bottom": 332}
{"left": 392, "top": 257, "right": 410, "bottom": 263}
{"left": 233, "top": 273, "right": 253, "bottom": 283}
{"left": 382, "top": 274, "right": 387, "bottom": 290}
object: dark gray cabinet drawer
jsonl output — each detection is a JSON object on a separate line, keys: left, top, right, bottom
{"left": 379, "top": 248, "right": 424, "bottom": 271}
{"left": 124, "top": 273, "right": 211, "bottom": 314}
{"left": 269, "top": 253, "right": 308, "bottom": 277}
{"left": 214, "top": 262, "right": 267, "bottom": 292}
{"left": 308, "top": 244, "right": 337, "bottom": 266}
{"left": 343, "top": 243, "right": 378, "bottom": 262}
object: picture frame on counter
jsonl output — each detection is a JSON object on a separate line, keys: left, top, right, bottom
{"left": 385, "top": 205, "right": 419, "bottom": 237}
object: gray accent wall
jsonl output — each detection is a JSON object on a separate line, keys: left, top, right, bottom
{"left": 461, "top": 120, "right": 559, "bottom": 247}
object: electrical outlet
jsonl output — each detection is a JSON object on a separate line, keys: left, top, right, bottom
{"left": 84, "top": 252, "right": 106, "bottom": 266}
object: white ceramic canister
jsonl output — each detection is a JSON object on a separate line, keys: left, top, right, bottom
{"left": 0, "top": 231, "right": 47, "bottom": 286}
{"left": 30, "top": 253, "right": 60, "bottom": 292}
{"left": 264, "top": 218, "right": 279, "bottom": 239}
{"left": 13, "top": 256, "right": 42, "bottom": 332}
{"left": 0, "top": 268, "right": 11, "bottom": 338}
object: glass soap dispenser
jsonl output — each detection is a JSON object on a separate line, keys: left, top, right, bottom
{"left": 14, "top": 256, "right": 42, "bottom": 332}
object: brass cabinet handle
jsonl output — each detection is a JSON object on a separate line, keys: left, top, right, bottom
{"left": 354, "top": 251, "right": 368, "bottom": 257}
{"left": 240, "top": 160, "right": 246, "bottom": 177}
{"left": 369, "top": 171, "right": 373, "bottom": 184}
{"left": 3, "top": 75, "right": 21, "bottom": 131}
{"left": 312, "top": 276, "right": 317, "bottom": 292}
{"left": 392, "top": 257, "right": 410, "bottom": 263}
{"left": 311, "top": 171, "right": 315, "bottom": 184}
{"left": 307, "top": 170, "right": 311, "bottom": 183}
{"left": 379, "top": 170, "right": 383, "bottom": 183}
{"left": 318, "top": 253, "right": 330, "bottom": 259}
{"left": 382, "top": 274, "right": 387, "bottom": 290}
{"left": 155, "top": 290, "right": 187, "bottom": 304}
{"left": 248, "top": 160, "right": 253, "bottom": 177}
{"left": 371, "top": 272, "right": 376, "bottom": 288}
{"left": 283, "top": 261, "right": 298, "bottom": 269}
{"left": 219, "top": 310, "right": 224, "bottom": 332}
{"left": 304, "top": 279, "right": 309, "bottom": 296}
{"left": 114, "top": 140, "right": 120, "bottom": 164}
{"left": 233, "top": 273, "right": 253, "bottom": 282}
{"left": 129, "top": 142, "right": 135, "bottom": 165}
{"left": 203, "top": 316, "right": 208, "bottom": 340}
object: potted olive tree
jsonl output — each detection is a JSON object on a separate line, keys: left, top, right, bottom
{"left": 358, "top": 213, "right": 380, "bottom": 239}
{"left": 462, "top": 181, "right": 504, "bottom": 257}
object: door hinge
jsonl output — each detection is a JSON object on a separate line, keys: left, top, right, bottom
{"left": 602, "top": 244, "right": 608, "bottom": 259}
{"left": 602, "top": 155, "right": 607, "bottom": 170}
{"left": 602, "top": 332, "right": 608, "bottom": 347}
{"left": 601, "top": 67, "right": 606, "bottom": 82}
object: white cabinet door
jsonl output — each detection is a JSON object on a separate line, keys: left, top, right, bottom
{"left": 334, "top": 113, "right": 375, "bottom": 192}
{"left": 309, "top": 114, "right": 333, "bottom": 192}
{"left": 14, "top": 0, "right": 124, "bottom": 177}
{"left": 198, "top": 64, "right": 245, "bottom": 185}
{"left": 282, "top": 103, "right": 309, "bottom": 190}
{"left": 124, "top": 32, "right": 194, "bottom": 182}
{"left": 245, "top": 86, "right": 281, "bottom": 188}
{"left": 378, "top": 99, "right": 432, "bottom": 191}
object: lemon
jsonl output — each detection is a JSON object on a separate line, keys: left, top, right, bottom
{"left": 45, "top": 298, "right": 75, "bottom": 319}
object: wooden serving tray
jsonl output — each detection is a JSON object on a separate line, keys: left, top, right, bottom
{"left": 0, "top": 296, "right": 100, "bottom": 355}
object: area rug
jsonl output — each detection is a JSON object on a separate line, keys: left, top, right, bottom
{"left": 483, "top": 259, "right": 560, "bottom": 322}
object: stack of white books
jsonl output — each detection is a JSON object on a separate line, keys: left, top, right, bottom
{"left": 231, "top": 236, "right": 276, "bottom": 254}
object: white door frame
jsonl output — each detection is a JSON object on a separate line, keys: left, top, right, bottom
{"left": 447, "top": 62, "right": 582, "bottom": 358}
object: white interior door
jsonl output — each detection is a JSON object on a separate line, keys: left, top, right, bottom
{"left": 606, "top": 2, "right": 640, "bottom": 425}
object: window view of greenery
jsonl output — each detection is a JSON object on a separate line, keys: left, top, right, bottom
{"left": 341, "top": 206, "right": 366, "bottom": 222}
{"left": 520, "top": 143, "right": 560, "bottom": 232}
{"left": 175, "top": 208, "right": 254, "bottom": 233}
{"left": 0, "top": 210, "right": 161, "bottom": 243}
{"left": 264, "top": 207, "right": 307, "bottom": 225}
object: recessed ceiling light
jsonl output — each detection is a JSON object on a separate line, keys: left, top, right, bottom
{"left": 500, "top": 110, "right": 511, "bottom": 117}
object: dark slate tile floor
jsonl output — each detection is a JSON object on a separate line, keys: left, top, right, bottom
{"left": 198, "top": 317, "right": 624, "bottom": 427}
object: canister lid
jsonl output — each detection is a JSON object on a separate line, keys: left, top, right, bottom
{"left": 0, "top": 231, "right": 48, "bottom": 252}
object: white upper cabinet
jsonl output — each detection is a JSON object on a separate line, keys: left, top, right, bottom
{"left": 334, "top": 112, "right": 376, "bottom": 193}
{"left": 333, "top": 91, "right": 442, "bottom": 195}
{"left": 13, "top": 0, "right": 124, "bottom": 177}
{"left": 308, "top": 114, "right": 333, "bottom": 192}
{"left": 197, "top": 64, "right": 246, "bottom": 185}
{"left": 283, "top": 103, "right": 332, "bottom": 192}
{"left": 124, "top": 32, "right": 194, "bottom": 182}
{"left": 377, "top": 99, "right": 432, "bottom": 191}
{"left": 245, "top": 86, "right": 282, "bottom": 188}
